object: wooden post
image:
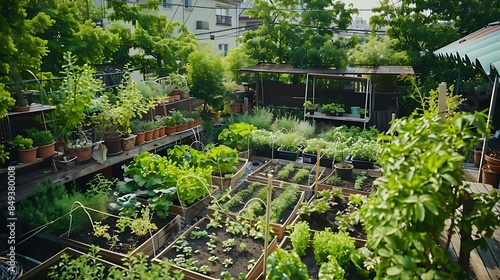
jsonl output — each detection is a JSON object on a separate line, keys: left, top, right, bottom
{"left": 243, "top": 97, "right": 249, "bottom": 113}
{"left": 263, "top": 174, "right": 273, "bottom": 277}
{"left": 438, "top": 82, "right": 447, "bottom": 120}
{"left": 315, "top": 141, "right": 320, "bottom": 194}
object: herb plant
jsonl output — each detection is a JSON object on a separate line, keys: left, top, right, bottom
{"left": 218, "top": 122, "right": 256, "bottom": 151}
{"left": 292, "top": 168, "right": 310, "bottom": 183}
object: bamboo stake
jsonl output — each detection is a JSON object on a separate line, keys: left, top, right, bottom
{"left": 263, "top": 174, "right": 273, "bottom": 277}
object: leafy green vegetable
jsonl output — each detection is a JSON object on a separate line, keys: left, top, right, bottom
{"left": 266, "top": 248, "right": 309, "bottom": 280}
{"left": 290, "top": 221, "right": 310, "bottom": 257}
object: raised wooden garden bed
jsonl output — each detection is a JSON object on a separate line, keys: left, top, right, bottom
{"left": 247, "top": 159, "right": 326, "bottom": 192}
{"left": 208, "top": 180, "right": 304, "bottom": 240}
{"left": 60, "top": 214, "right": 181, "bottom": 265}
{"left": 169, "top": 186, "right": 219, "bottom": 223}
{"left": 211, "top": 158, "right": 249, "bottom": 189}
{"left": 18, "top": 247, "right": 124, "bottom": 280}
{"left": 152, "top": 217, "right": 277, "bottom": 280}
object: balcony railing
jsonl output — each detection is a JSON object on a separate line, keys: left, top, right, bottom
{"left": 216, "top": 15, "right": 232, "bottom": 26}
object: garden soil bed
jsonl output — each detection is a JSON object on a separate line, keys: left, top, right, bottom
{"left": 295, "top": 194, "right": 367, "bottom": 247}
{"left": 319, "top": 169, "right": 378, "bottom": 195}
{"left": 209, "top": 180, "right": 304, "bottom": 240}
{"left": 211, "top": 158, "right": 249, "bottom": 189}
{"left": 60, "top": 214, "right": 180, "bottom": 264}
{"left": 152, "top": 217, "right": 277, "bottom": 280}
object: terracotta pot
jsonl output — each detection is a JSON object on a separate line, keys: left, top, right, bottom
{"left": 13, "top": 106, "right": 30, "bottom": 112}
{"left": 474, "top": 147, "right": 491, "bottom": 167}
{"left": 152, "top": 128, "right": 160, "bottom": 139}
{"left": 188, "top": 121, "right": 195, "bottom": 129}
{"left": 230, "top": 103, "right": 242, "bottom": 113}
{"left": 168, "top": 95, "right": 175, "bottom": 102}
{"left": 180, "top": 92, "right": 189, "bottom": 99}
{"left": 37, "top": 142, "right": 55, "bottom": 158}
{"left": 485, "top": 152, "right": 500, "bottom": 167}
{"left": 135, "top": 132, "right": 145, "bottom": 145}
{"left": 173, "top": 94, "right": 181, "bottom": 101}
{"left": 176, "top": 123, "right": 188, "bottom": 132}
{"left": 18, "top": 147, "right": 38, "bottom": 163}
{"left": 144, "top": 130, "right": 153, "bottom": 141}
{"left": 158, "top": 125, "right": 166, "bottom": 137}
{"left": 481, "top": 165, "right": 500, "bottom": 188}
{"left": 165, "top": 125, "right": 176, "bottom": 135}
{"left": 67, "top": 145, "right": 92, "bottom": 163}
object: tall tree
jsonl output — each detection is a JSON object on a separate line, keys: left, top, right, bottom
{"left": 107, "top": 0, "right": 197, "bottom": 77}
{"left": 29, "top": 0, "right": 120, "bottom": 74}
{"left": 240, "top": 0, "right": 357, "bottom": 69}
{"left": 0, "top": 0, "right": 53, "bottom": 80}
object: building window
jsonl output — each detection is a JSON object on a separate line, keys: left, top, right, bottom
{"left": 196, "top": 21, "right": 209, "bottom": 30}
{"left": 216, "top": 8, "right": 231, "bottom": 26}
{"left": 219, "top": 44, "right": 228, "bottom": 57}
{"left": 162, "top": 0, "right": 172, "bottom": 8}
{"left": 184, "top": 0, "right": 192, "bottom": 8}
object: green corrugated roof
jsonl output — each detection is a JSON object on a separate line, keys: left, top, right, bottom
{"left": 434, "top": 21, "right": 500, "bottom": 77}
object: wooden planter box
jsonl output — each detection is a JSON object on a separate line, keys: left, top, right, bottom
{"left": 19, "top": 247, "right": 124, "bottom": 280}
{"left": 237, "top": 149, "right": 252, "bottom": 159}
{"left": 211, "top": 158, "right": 249, "bottom": 189}
{"left": 168, "top": 186, "right": 219, "bottom": 223}
{"left": 208, "top": 180, "right": 305, "bottom": 240}
{"left": 152, "top": 217, "right": 277, "bottom": 280}
{"left": 317, "top": 182, "right": 370, "bottom": 196}
{"left": 60, "top": 214, "right": 181, "bottom": 265}
{"left": 247, "top": 158, "right": 326, "bottom": 192}
{"left": 293, "top": 193, "right": 367, "bottom": 248}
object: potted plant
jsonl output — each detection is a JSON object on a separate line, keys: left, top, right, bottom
{"left": 131, "top": 119, "right": 146, "bottom": 145}
{"left": 48, "top": 52, "right": 101, "bottom": 162}
{"left": 321, "top": 103, "right": 336, "bottom": 116}
{"left": 162, "top": 116, "right": 177, "bottom": 135}
{"left": 10, "top": 135, "right": 37, "bottom": 163}
{"left": 303, "top": 100, "right": 318, "bottom": 115}
{"left": 143, "top": 121, "right": 156, "bottom": 141}
{"left": 349, "top": 140, "right": 381, "bottom": 169}
{"left": 333, "top": 146, "right": 353, "bottom": 180}
{"left": 358, "top": 108, "right": 367, "bottom": 118}
{"left": 26, "top": 128, "right": 55, "bottom": 158}
{"left": 8, "top": 65, "right": 30, "bottom": 112}
{"left": 159, "top": 80, "right": 176, "bottom": 102}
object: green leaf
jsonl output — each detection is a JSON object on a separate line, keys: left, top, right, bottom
{"left": 386, "top": 265, "right": 403, "bottom": 276}
{"left": 415, "top": 202, "right": 425, "bottom": 221}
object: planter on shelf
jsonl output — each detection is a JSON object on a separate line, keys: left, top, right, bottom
{"left": 67, "top": 140, "right": 93, "bottom": 163}
{"left": 212, "top": 111, "right": 221, "bottom": 120}
{"left": 176, "top": 123, "right": 188, "bottom": 132}
{"left": 180, "top": 92, "right": 190, "bottom": 99}
{"left": 168, "top": 95, "right": 175, "bottom": 102}
{"left": 144, "top": 130, "right": 154, "bottom": 141}
{"left": 211, "top": 158, "right": 249, "bottom": 189}
{"left": 121, "top": 134, "right": 137, "bottom": 151}
{"left": 54, "top": 154, "right": 77, "bottom": 171}
{"left": 151, "top": 217, "right": 278, "bottom": 280}
{"left": 36, "top": 142, "right": 55, "bottom": 158}
{"left": 173, "top": 94, "right": 181, "bottom": 101}
{"left": 12, "top": 106, "right": 30, "bottom": 112}
{"left": 158, "top": 125, "right": 166, "bottom": 137}
{"left": 165, "top": 125, "right": 177, "bottom": 135}
{"left": 18, "top": 147, "right": 38, "bottom": 163}
{"left": 103, "top": 132, "right": 122, "bottom": 155}
{"left": 334, "top": 162, "right": 354, "bottom": 181}
{"left": 60, "top": 214, "right": 181, "bottom": 265}
{"left": 152, "top": 128, "right": 160, "bottom": 139}
{"left": 135, "top": 132, "right": 145, "bottom": 145}
{"left": 481, "top": 164, "right": 500, "bottom": 188}
{"left": 230, "top": 103, "right": 242, "bottom": 113}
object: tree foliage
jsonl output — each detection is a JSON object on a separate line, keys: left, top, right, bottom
{"left": 107, "top": 0, "right": 197, "bottom": 77}
{"left": 240, "top": 0, "right": 357, "bottom": 69}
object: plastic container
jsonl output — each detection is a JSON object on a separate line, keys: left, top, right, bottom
{"left": 350, "top": 106, "right": 360, "bottom": 115}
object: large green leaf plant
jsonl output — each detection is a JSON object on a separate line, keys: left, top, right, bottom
{"left": 358, "top": 110, "right": 499, "bottom": 278}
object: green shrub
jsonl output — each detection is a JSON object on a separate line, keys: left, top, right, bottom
{"left": 26, "top": 128, "right": 55, "bottom": 146}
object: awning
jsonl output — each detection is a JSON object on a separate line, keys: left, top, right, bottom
{"left": 434, "top": 21, "right": 500, "bottom": 183}
{"left": 433, "top": 21, "right": 500, "bottom": 78}
{"left": 241, "top": 63, "right": 414, "bottom": 75}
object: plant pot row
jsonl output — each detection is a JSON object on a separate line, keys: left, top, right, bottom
{"left": 15, "top": 142, "right": 57, "bottom": 164}
{"left": 134, "top": 118, "right": 202, "bottom": 145}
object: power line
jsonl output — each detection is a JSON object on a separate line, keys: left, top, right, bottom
{"left": 160, "top": 2, "right": 374, "bottom": 12}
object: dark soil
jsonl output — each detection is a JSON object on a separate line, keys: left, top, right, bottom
{"left": 298, "top": 196, "right": 367, "bottom": 240}
{"left": 67, "top": 215, "right": 175, "bottom": 254}
{"left": 158, "top": 218, "right": 268, "bottom": 279}
{"left": 280, "top": 239, "right": 372, "bottom": 280}
{"left": 323, "top": 170, "right": 377, "bottom": 193}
